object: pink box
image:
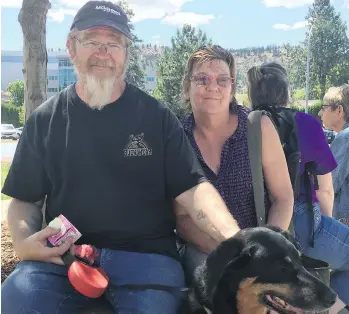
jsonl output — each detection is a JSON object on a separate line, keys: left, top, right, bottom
{"left": 47, "top": 214, "right": 82, "bottom": 247}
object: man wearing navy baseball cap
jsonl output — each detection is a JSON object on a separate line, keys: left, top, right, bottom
{"left": 70, "top": 0, "right": 133, "bottom": 40}
{"left": 2, "top": 1, "right": 242, "bottom": 313}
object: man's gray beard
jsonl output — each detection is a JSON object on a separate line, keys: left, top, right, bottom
{"left": 76, "top": 68, "right": 117, "bottom": 110}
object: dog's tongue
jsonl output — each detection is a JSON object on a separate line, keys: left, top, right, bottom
{"left": 283, "top": 304, "right": 315, "bottom": 314}
{"left": 267, "top": 296, "right": 315, "bottom": 314}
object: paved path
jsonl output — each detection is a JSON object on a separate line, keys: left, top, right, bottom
{"left": 2, "top": 157, "right": 13, "bottom": 163}
{"left": 1, "top": 199, "right": 11, "bottom": 222}
{"left": 1, "top": 141, "right": 17, "bottom": 163}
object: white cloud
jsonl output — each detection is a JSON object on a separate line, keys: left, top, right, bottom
{"left": 162, "top": 12, "right": 215, "bottom": 27}
{"left": 1, "top": 0, "right": 23, "bottom": 8}
{"left": 48, "top": 8, "right": 76, "bottom": 23}
{"left": 263, "top": 0, "right": 313, "bottom": 8}
{"left": 273, "top": 20, "right": 308, "bottom": 30}
{"left": 55, "top": 0, "right": 195, "bottom": 22}
{"left": 1, "top": 0, "right": 206, "bottom": 25}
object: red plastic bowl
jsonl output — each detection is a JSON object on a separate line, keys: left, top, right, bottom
{"left": 68, "top": 260, "right": 109, "bottom": 298}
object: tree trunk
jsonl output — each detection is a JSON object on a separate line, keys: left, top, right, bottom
{"left": 18, "top": 0, "right": 51, "bottom": 121}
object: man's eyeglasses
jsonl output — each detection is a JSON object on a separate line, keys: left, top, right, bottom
{"left": 190, "top": 74, "right": 234, "bottom": 88}
{"left": 73, "top": 37, "right": 125, "bottom": 53}
{"left": 321, "top": 105, "right": 333, "bottom": 110}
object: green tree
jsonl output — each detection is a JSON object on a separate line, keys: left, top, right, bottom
{"left": 153, "top": 24, "right": 212, "bottom": 116}
{"left": 306, "top": 0, "right": 349, "bottom": 98}
{"left": 327, "top": 61, "right": 349, "bottom": 87}
{"left": 280, "top": 44, "right": 307, "bottom": 92}
{"left": 117, "top": 1, "right": 146, "bottom": 90}
{"left": 7, "top": 80, "right": 24, "bottom": 107}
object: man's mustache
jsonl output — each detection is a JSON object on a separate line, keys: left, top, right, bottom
{"left": 89, "top": 58, "right": 115, "bottom": 68}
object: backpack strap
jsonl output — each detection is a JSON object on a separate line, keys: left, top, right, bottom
{"left": 303, "top": 162, "right": 318, "bottom": 247}
{"left": 247, "top": 110, "right": 295, "bottom": 236}
{"left": 247, "top": 110, "right": 266, "bottom": 226}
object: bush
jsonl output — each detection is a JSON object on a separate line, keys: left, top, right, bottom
{"left": 307, "top": 101, "right": 323, "bottom": 118}
{"left": 292, "top": 88, "right": 306, "bottom": 101}
{"left": 1, "top": 102, "right": 24, "bottom": 127}
{"left": 290, "top": 101, "right": 323, "bottom": 120}
{"left": 236, "top": 93, "right": 250, "bottom": 108}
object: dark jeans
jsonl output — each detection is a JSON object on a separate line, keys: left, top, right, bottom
{"left": 1, "top": 249, "right": 185, "bottom": 314}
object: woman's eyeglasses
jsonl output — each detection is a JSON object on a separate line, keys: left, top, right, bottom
{"left": 190, "top": 74, "right": 234, "bottom": 88}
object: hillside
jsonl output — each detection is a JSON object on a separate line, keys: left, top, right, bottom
{"left": 138, "top": 44, "right": 286, "bottom": 93}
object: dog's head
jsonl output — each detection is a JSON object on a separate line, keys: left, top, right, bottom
{"left": 203, "top": 226, "right": 337, "bottom": 314}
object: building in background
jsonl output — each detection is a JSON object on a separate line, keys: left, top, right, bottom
{"left": 56, "top": 54, "right": 77, "bottom": 92}
{"left": 1, "top": 50, "right": 61, "bottom": 99}
{"left": 1, "top": 49, "right": 157, "bottom": 98}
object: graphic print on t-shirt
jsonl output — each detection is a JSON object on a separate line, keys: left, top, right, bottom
{"left": 123, "top": 133, "right": 153, "bottom": 157}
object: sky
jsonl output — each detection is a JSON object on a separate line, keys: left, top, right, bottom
{"left": 1, "top": 0, "right": 349, "bottom": 51}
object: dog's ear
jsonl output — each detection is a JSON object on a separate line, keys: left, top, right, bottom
{"left": 211, "top": 252, "right": 251, "bottom": 314}
{"left": 224, "top": 252, "right": 251, "bottom": 271}
{"left": 265, "top": 225, "right": 298, "bottom": 247}
{"left": 205, "top": 236, "right": 245, "bottom": 281}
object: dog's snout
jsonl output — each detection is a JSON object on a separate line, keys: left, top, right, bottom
{"left": 322, "top": 290, "right": 337, "bottom": 308}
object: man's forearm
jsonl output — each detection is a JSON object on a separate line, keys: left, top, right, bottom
{"left": 7, "top": 199, "right": 43, "bottom": 246}
{"left": 176, "top": 182, "right": 240, "bottom": 243}
{"left": 267, "top": 199, "right": 293, "bottom": 231}
{"left": 176, "top": 214, "right": 219, "bottom": 254}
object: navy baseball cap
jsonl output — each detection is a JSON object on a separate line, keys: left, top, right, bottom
{"left": 70, "top": 1, "right": 132, "bottom": 40}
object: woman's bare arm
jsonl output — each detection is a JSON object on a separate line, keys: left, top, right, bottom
{"left": 315, "top": 173, "right": 334, "bottom": 217}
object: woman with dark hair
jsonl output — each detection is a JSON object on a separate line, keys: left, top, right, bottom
{"left": 247, "top": 61, "right": 349, "bottom": 313}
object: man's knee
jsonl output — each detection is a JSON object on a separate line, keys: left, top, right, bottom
{"left": 1, "top": 261, "right": 76, "bottom": 313}
{"left": 2, "top": 262, "right": 44, "bottom": 312}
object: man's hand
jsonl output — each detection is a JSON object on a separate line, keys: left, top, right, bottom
{"left": 13, "top": 226, "right": 74, "bottom": 265}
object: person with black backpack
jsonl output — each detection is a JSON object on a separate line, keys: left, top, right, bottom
{"left": 247, "top": 62, "right": 349, "bottom": 313}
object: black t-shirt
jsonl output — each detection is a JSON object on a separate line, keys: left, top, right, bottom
{"left": 2, "top": 83, "right": 206, "bottom": 260}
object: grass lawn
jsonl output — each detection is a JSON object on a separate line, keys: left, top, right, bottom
{"left": 1, "top": 162, "right": 11, "bottom": 200}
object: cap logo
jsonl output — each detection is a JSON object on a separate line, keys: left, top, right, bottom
{"left": 95, "top": 5, "right": 121, "bottom": 16}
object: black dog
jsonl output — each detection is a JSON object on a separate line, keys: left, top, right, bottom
{"left": 186, "top": 226, "right": 337, "bottom": 314}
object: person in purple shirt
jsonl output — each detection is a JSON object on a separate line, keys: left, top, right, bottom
{"left": 247, "top": 62, "right": 349, "bottom": 313}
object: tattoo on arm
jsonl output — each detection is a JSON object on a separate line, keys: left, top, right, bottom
{"left": 196, "top": 210, "right": 225, "bottom": 241}
{"left": 197, "top": 210, "right": 207, "bottom": 220}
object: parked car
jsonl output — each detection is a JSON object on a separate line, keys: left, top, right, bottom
{"left": 15, "top": 127, "right": 23, "bottom": 137}
{"left": 1, "top": 124, "right": 20, "bottom": 140}
{"left": 323, "top": 127, "right": 336, "bottom": 145}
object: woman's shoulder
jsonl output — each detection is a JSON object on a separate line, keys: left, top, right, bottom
{"left": 332, "top": 126, "right": 349, "bottom": 150}
{"left": 294, "top": 112, "right": 324, "bottom": 135}
{"left": 295, "top": 111, "right": 321, "bottom": 126}
{"left": 233, "top": 104, "right": 250, "bottom": 121}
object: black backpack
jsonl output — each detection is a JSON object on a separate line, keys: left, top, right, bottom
{"left": 247, "top": 106, "right": 318, "bottom": 246}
